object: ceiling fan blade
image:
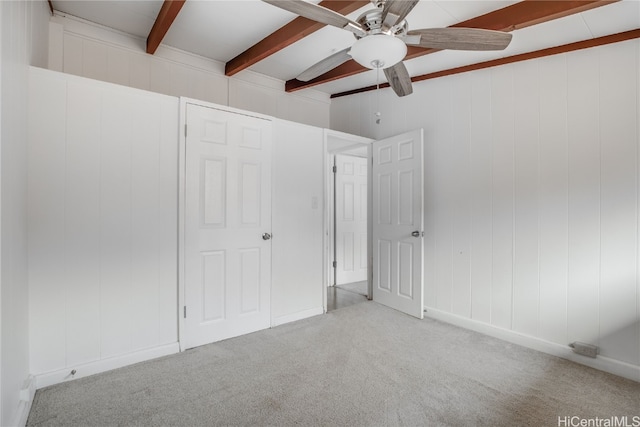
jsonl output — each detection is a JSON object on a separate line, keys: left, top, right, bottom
{"left": 405, "top": 28, "right": 513, "bottom": 51}
{"left": 262, "top": 0, "right": 365, "bottom": 36}
{"left": 383, "top": 61, "right": 413, "bottom": 97}
{"left": 297, "top": 47, "right": 352, "bottom": 82}
{"left": 382, "top": 0, "right": 420, "bottom": 27}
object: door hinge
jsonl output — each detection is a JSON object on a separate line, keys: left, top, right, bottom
{"left": 183, "top": 306, "right": 187, "bottom": 318}
{"left": 332, "top": 260, "right": 337, "bottom": 268}
{"left": 184, "top": 124, "right": 188, "bottom": 137}
{"left": 332, "top": 165, "right": 337, "bottom": 173}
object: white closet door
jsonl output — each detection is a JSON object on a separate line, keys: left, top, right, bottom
{"left": 372, "top": 129, "right": 424, "bottom": 319}
{"left": 184, "top": 104, "right": 272, "bottom": 349}
{"left": 335, "top": 154, "right": 368, "bottom": 285}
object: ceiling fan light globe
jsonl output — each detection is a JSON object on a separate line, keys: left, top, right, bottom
{"left": 350, "top": 34, "right": 407, "bottom": 70}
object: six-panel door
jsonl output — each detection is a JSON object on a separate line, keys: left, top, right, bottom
{"left": 372, "top": 129, "right": 424, "bottom": 319}
{"left": 335, "top": 154, "right": 368, "bottom": 285}
{"left": 184, "top": 104, "right": 272, "bottom": 349}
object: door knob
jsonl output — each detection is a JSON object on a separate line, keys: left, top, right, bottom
{"left": 411, "top": 230, "right": 422, "bottom": 238}
{"left": 262, "top": 233, "right": 272, "bottom": 241}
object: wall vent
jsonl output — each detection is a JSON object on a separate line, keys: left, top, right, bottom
{"left": 569, "top": 342, "right": 599, "bottom": 358}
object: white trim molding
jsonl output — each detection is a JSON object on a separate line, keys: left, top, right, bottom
{"left": 13, "top": 376, "right": 36, "bottom": 427}
{"left": 272, "top": 307, "right": 324, "bottom": 328}
{"left": 35, "top": 343, "right": 180, "bottom": 389}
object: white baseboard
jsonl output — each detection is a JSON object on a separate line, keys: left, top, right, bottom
{"left": 13, "top": 375, "right": 36, "bottom": 427}
{"left": 423, "top": 307, "right": 640, "bottom": 383}
{"left": 34, "top": 342, "right": 180, "bottom": 389}
{"left": 272, "top": 307, "right": 324, "bottom": 327}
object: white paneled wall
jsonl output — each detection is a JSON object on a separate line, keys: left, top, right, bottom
{"left": 331, "top": 39, "right": 640, "bottom": 379}
{"left": 28, "top": 67, "right": 179, "bottom": 386}
{"left": 61, "top": 31, "right": 229, "bottom": 106}
{"left": 48, "top": 14, "right": 330, "bottom": 129}
{"left": 0, "top": 1, "right": 49, "bottom": 425}
{"left": 271, "top": 120, "right": 325, "bottom": 325}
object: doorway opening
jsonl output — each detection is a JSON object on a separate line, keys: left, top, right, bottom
{"left": 330, "top": 150, "right": 368, "bottom": 310}
{"left": 324, "top": 130, "right": 373, "bottom": 312}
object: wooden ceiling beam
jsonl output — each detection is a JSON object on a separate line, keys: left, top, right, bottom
{"left": 331, "top": 28, "right": 640, "bottom": 98}
{"left": 147, "top": 0, "right": 186, "bottom": 54}
{"left": 225, "top": 0, "right": 369, "bottom": 77}
{"left": 285, "top": 0, "right": 618, "bottom": 92}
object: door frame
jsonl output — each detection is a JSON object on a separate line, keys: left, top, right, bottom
{"left": 177, "top": 97, "right": 274, "bottom": 352}
{"left": 322, "top": 129, "right": 373, "bottom": 313}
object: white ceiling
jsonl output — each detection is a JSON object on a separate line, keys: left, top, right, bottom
{"left": 51, "top": 0, "right": 640, "bottom": 96}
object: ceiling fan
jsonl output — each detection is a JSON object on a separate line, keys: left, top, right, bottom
{"left": 263, "top": 0, "right": 513, "bottom": 97}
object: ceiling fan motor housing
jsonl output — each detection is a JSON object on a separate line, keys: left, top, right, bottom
{"left": 355, "top": 8, "right": 408, "bottom": 39}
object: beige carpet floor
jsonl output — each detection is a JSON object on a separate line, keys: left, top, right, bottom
{"left": 28, "top": 301, "right": 640, "bottom": 426}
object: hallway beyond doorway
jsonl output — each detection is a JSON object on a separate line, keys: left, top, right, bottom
{"left": 327, "top": 283, "right": 367, "bottom": 311}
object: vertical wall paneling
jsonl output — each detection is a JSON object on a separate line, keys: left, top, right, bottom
{"left": 387, "top": 89, "right": 408, "bottom": 138}
{"left": 65, "top": 81, "right": 103, "bottom": 366}
{"left": 637, "top": 39, "right": 640, "bottom": 368}
{"left": 421, "top": 81, "right": 440, "bottom": 308}
{"left": 29, "top": 0, "right": 48, "bottom": 68}
{"left": 637, "top": 39, "right": 640, "bottom": 369}
{"left": 101, "top": 90, "right": 134, "bottom": 358}
{"left": 106, "top": 47, "right": 130, "bottom": 87}
{"left": 450, "top": 74, "right": 472, "bottom": 318}
{"left": 361, "top": 91, "right": 377, "bottom": 139}
{"left": 433, "top": 79, "right": 454, "bottom": 312}
{"left": 29, "top": 68, "right": 179, "bottom": 382}
{"left": 149, "top": 59, "right": 173, "bottom": 98}
{"left": 270, "top": 120, "right": 324, "bottom": 324}
{"left": 330, "top": 39, "right": 640, "bottom": 378}
{"left": 1, "top": 6, "right": 4, "bottom": 422}
{"left": 189, "top": 69, "right": 218, "bottom": 108}
{"left": 170, "top": 63, "right": 191, "bottom": 100}
{"left": 330, "top": 99, "right": 352, "bottom": 138}
{"left": 512, "top": 60, "right": 540, "bottom": 337}
{"left": 490, "top": 65, "right": 514, "bottom": 330}
{"left": 229, "top": 79, "right": 278, "bottom": 119}
{"left": 130, "top": 95, "right": 161, "bottom": 351}
{"left": 52, "top": 15, "right": 329, "bottom": 127}
{"left": 82, "top": 38, "right": 107, "bottom": 82}
{"left": 157, "top": 100, "right": 179, "bottom": 344}
{"left": 537, "top": 54, "right": 569, "bottom": 346}
{"left": 566, "top": 48, "right": 601, "bottom": 348}
{"left": 129, "top": 53, "right": 151, "bottom": 92}
{"left": 62, "top": 33, "right": 82, "bottom": 76}
{"left": 372, "top": 88, "right": 392, "bottom": 139}
{"left": 27, "top": 72, "right": 67, "bottom": 373}
{"left": 469, "top": 69, "right": 493, "bottom": 324}
{"left": 2, "top": 2, "right": 49, "bottom": 424}
{"left": 405, "top": 84, "right": 426, "bottom": 135}
{"left": 276, "top": 93, "right": 330, "bottom": 130}
{"left": 598, "top": 42, "right": 639, "bottom": 365}
{"left": 48, "top": 21, "right": 64, "bottom": 72}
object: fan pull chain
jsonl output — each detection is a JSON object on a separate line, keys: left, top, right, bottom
{"left": 375, "top": 66, "right": 381, "bottom": 125}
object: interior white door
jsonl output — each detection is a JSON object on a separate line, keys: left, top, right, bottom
{"left": 184, "top": 103, "right": 272, "bottom": 349}
{"left": 335, "top": 154, "right": 368, "bottom": 285}
{"left": 372, "top": 129, "right": 424, "bottom": 319}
